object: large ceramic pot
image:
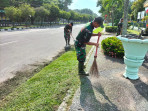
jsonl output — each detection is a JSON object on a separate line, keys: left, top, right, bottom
{"left": 117, "top": 35, "right": 148, "bottom": 80}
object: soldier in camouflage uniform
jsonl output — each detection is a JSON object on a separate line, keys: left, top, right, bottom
{"left": 117, "top": 18, "right": 123, "bottom": 36}
{"left": 64, "top": 22, "right": 73, "bottom": 46}
{"left": 75, "top": 17, "right": 104, "bottom": 76}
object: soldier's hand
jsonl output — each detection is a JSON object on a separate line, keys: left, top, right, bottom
{"left": 98, "top": 32, "right": 101, "bottom": 37}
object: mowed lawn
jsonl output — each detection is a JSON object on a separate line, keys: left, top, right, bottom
{"left": 0, "top": 46, "right": 92, "bottom": 111}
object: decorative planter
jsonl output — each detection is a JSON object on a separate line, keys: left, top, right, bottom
{"left": 117, "top": 35, "right": 148, "bottom": 80}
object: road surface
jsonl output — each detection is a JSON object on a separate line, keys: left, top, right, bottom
{"left": 0, "top": 24, "right": 88, "bottom": 83}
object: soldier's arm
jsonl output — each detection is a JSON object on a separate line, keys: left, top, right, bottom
{"left": 84, "top": 42, "right": 99, "bottom": 47}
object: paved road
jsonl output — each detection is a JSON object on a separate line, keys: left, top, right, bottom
{"left": 0, "top": 24, "right": 88, "bottom": 83}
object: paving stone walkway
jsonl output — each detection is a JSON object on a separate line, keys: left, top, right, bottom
{"left": 69, "top": 33, "right": 148, "bottom": 111}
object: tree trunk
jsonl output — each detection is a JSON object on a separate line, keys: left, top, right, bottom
{"left": 111, "top": 12, "right": 114, "bottom": 26}
{"left": 122, "top": 0, "right": 129, "bottom": 35}
{"left": 111, "top": 8, "right": 114, "bottom": 26}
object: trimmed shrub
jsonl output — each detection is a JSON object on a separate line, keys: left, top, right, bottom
{"left": 145, "top": 28, "right": 148, "bottom": 34}
{"left": 101, "top": 37, "right": 124, "bottom": 58}
{"left": 105, "top": 26, "right": 117, "bottom": 33}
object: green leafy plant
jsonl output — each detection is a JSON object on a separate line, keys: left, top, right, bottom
{"left": 101, "top": 37, "right": 124, "bottom": 58}
{"left": 127, "top": 21, "right": 132, "bottom": 28}
{"left": 105, "top": 26, "right": 117, "bottom": 32}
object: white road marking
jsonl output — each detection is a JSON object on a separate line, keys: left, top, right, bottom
{"left": 0, "top": 41, "right": 18, "bottom": 46}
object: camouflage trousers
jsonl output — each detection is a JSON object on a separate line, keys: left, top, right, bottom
{"left": 74, "top": 41, "right": 86, "bottom": 62}
{"left": 64, "top": 32, "right": 70, "bottom": 41}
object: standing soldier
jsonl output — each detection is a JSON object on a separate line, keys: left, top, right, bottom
{"left": 117, "top": 18, "right": 123, "bottom": 36}
{"left": 64, "top": 22, "right": 73, "bottom": 46}
{"left": 75, "top": 17, "right": 104, "bottom": 76}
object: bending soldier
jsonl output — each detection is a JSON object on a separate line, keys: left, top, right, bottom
{"left": 75, "top": 17, "right": 104, "bottom": 76}
{"left": 64, "top": 22, "right": 73, "bottom": 46}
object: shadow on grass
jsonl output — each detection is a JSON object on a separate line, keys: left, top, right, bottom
{"left": 79, "top": 76, "right": 119, "bottom": 111}
{"left": 130, "top": 79, "right": 148, "bottom": 101}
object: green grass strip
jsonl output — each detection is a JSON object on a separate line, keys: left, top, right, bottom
{"left": 93, "top": 23, "right": 106, "bottom": 34}
{"left": 0, "top": 46, "right": 92, "bottom": 111}
{"left": 127, "top": 29, "right": 140, "bottom": 35}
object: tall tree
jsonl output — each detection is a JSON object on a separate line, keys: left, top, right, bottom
{"left": 97, "top": 0, "right": 123, "bottom": 26}
{"left": 122, "top": 0, "right": 129, "bottom": 35}
{"left": 58, "top": 0, "right": 72, "bottom": 11}
{"left": 43, "top": 3, "right": 60, "bottom": 23}
{"left": 4, "top": 6, "right": 17, "bottom": 27}
{"left": 19, "top": 3, "right": 35, "bottom": 22}
{"left": 0, "top": 0, "right": 10, "bottom": 9}
{"left": 131, "top": 0, "right": 145, "bottom": 20}
{"left": 35, "top": 6, "right": 49, "bottom": 25}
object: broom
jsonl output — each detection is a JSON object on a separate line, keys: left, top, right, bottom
{"left": 89, "top": 35, "right": 101, "bottom": 77}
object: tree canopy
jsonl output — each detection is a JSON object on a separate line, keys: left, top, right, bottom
{"left": 131, "top": 0, "right": 145, "bottom": 20}
{"left": 97, "top": 0, "right": 133, "bottom": 26}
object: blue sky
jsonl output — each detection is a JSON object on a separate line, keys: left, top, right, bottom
{"left": 68, "top": 0, "right": 135, "bottom": 16}
{"left": 68, "top": 0, "right": 100, "bottom": 16}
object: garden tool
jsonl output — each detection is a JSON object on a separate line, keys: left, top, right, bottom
{"left": 89, "top": 34, "right": 101, "bottom": 77}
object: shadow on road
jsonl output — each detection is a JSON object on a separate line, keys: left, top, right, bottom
{"left": 130, "top": 79, "right": 148, "bottom": 101}
{"left": 79, "top": 76, "right": 119, "bottom": 111}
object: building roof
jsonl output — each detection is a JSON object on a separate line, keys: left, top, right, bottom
{"left": 144, "top": 0, "right": 148, "bottom": 7}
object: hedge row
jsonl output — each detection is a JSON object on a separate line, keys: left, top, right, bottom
{"left": 101, "top": 37, "right": 124, "bottom": 58}
{"left": 105, "top": 26, "right": 118, "bottom": 33}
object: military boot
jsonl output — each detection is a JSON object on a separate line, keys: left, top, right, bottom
{"left": 66, "top": 39, "right": 68, "bottom": 46}
{"left": 68, "top": 38, "right": 70, "bottom": 45}
{"left": 78, "top": 62, "right": 89, "bottom": 76}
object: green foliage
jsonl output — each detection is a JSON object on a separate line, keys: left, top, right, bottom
{"left": 0, "top": 46, "right": 92, "bottom": 110}
{"left": 127, "top": 21, "right": 132, "bottom": 28}
{"left": 97, "top": 0, "right": 133, "bottom": 26}
{"left": 97, "top": 0, "right": 124, "bottom": 26}
{"left": 19, "top": 3, "right": 35, "bottom": 21}
{"left": 127, "top": 29, "right": 140, "bottom": 35}
{"left": 58, "top": 0, "right": 72, "bottom": 10}
{"left": 43, "top": 3, "right": 60, "bottom": 22}
{"left": 49, "top": 4, "right": 60, "bottom": 21}
{"left": 145, "top": 28, "right": 148, "bottom": 34}
{"left": 101, "top": 37, "right": 124, "bottom": 58}
{"left": 59, "top": 10, "right": 71, "bottom": 20}
{"left": 69, "top": 10, "right": 76, "bottom": 20}
{"left": 0, "top": 49, "right": 79, "bottom": 110}
{"left": 2, "top": 0, "right": 99, "bottom": 24}
{"left": 131, "top": 0, "right": 145, "bottom": 20}
{"left": 4, "top": 6, "right": 17, "bottom": 22}
{"left": 93, "top": 27, "right": 103, "bottom": 34}
{"left": 0, "top": 0, "right": 10, "bottom": 8}
{"left": 15, "top": 8, "right": 22, "bottom": 22}
{"left": 105, "top": 26, "right": 117, "bottom": 32}
{"left": 35, "top": 6, "right": 49, "bottom": 19}
{"left": 34, "top": 6, "right": 49, "bottom": 24}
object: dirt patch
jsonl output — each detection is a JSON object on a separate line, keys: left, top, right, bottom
{"left": 0, "top": 49, "right": 65, "bottom": 101}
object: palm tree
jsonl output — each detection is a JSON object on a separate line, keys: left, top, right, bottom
{"left": 122, "top": 0, "right": 129, "bottom": 35}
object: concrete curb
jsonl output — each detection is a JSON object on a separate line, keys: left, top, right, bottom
{"left": 57, "top": 46, "right": 95, "bottom": 111}
{"left": 0, "top": 23, "right": 82, "bottom": 32}
{"left": 0, "top": 26, "right": 54, "bottom": 32}
{"left": 84, "top": 46, "right": 95, "bottom": 66}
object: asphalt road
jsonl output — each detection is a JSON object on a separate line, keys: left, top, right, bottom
{"left": 0, "top": 24, "right": 90, "bottom": 83}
